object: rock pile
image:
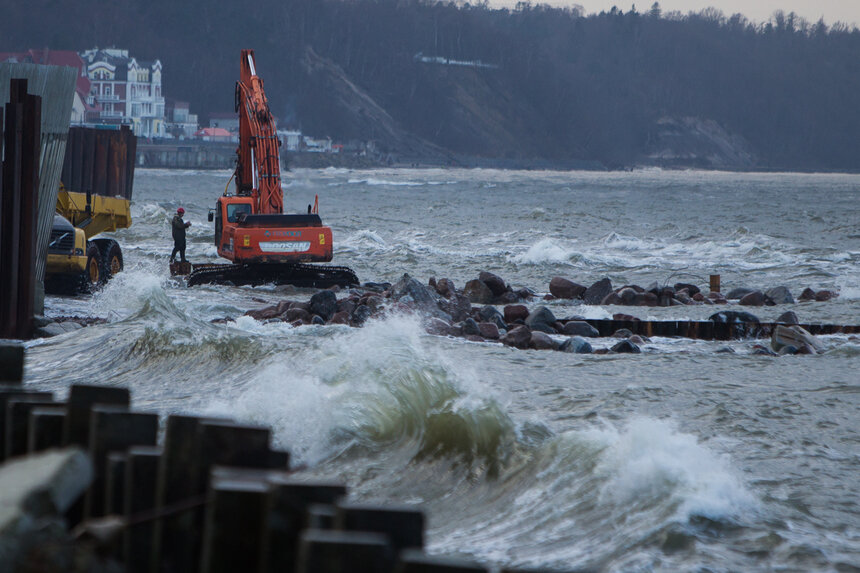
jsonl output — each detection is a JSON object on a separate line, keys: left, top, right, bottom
{"left": 548, "top": 276, "right": 839, "bottom": 307}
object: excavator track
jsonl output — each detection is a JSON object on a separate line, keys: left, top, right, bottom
{"left": 187, "top": 262, "right": 359, "bottom": 289}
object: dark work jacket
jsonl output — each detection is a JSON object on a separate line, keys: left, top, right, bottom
{"left": 172, "top": 215, "right": 187, "bottom": 244}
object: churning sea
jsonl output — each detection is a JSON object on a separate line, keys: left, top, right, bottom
{"left": 28, "top": 167, "right": 860, "bottom": 572}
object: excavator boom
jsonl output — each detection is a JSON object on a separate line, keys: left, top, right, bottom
{"left": 184, "top": 50, "right": 358, "bottom": 288}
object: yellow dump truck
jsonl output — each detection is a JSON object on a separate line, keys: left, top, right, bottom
{"left": 45, "top": 126, "right": 136, "bottom": 294}
{"left": 45, "top": 187, "right": 130, "bottom": 293}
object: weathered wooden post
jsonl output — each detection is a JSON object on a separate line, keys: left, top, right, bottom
{"left": 85, "top": 405, "right": 158, "bottom": 519}
{"left": 335, "top": 503, "right": 425, "bottom": 555}
{"left": 263, "top": 477, "right": 347, "bottom": 573}
{"left": 200, "top": 467, "right": 272, "bottom": 573}
{"left": 396, "top": 550, "right": 488, "bottom": 573}
{"left": 124, "top": 446, "right": 161, "bottom": 573}
{"left": 296, "top": 530, "right": 393, "bottom": 573}
{"left": 709, "top": 274, "right": 720, "bottom": 294}
{"left": 27, "top": 406, "right": 66, "bottom": 452}
{"left": 0, "top": 390, "right": 52, "bottom": 461}
{"left": 0, "top": 342, "right": 25, "bottom": 383}
{"left": 5, "top": 395, "right": 58, "bottom": 458}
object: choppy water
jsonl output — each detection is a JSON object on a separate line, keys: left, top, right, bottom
{"left": 26, "top": 168, "right": 860, "bottom": 572}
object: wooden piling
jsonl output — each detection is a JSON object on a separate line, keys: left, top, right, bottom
{"left": 396, "top": 549, "right": 489, "bottom": 573}
{"left": 5, "top": 395, "right": 58, "bottom": 458}
{"left": 335, "top": 502, "right": 425, "bottom": 553}
{"left": 27, "top": 407, "right": 65, "bottom": 452}
{"left": 124, "top": 446, "right": 161, "bottom": 573}
{"left": 0, "top": 342, "right": 25, "bottom": 383}
{"left": 0, "top": 390, "right": 52, "bottom": 461}
{"left": 85, "top": 406, "right": 158, "bottom": 519}
{"left": 201, "top": 468, "right": 272, "bottom": 573}
{"left": 296, "top": 530, "right": 393, "bottom": 573}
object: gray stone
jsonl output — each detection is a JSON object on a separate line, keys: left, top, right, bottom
{"left": 286, "top": 308, "right": 312, "bottom": 323}
{"left": 425, "top": 318, "right": 452, "bottom": 336}
{"left": 549, "top": 277, "right": 586, "bottom": 299}
{"left": 463, "top": 280, "right": 494, "bottom": 305}
{"left": 617, "top": 287, "right": 638, "bottom": 305}
{"left": 309, "top": 290, "right": 338, "bottom": 321}
{"left": 311, "top": 315, "right": 325, "bottom": 325}
{"left": 390, "top": 274, "right": 452, "bottom": 320}
{"left": 440, "top": 293, "right": 472, "bottom": 323}
{"left": 709, "top": 310, "right": 761, "bottom": 324}
{"left": 739, "top": 291, "right": 767, "bottom": 306}
{"left": 35, "top": 323, "right": 66, "bottom": 338}
{"left": 558, "top": 336, "right": 592, "bottom": 354}
{"left": 503, "top": 305, "right": 529, "bottom": 323}
{"left": 525, "top": 306, "right": 557, "bottom": 334}
{"left": 610, "top": 340, "right": 641, "bottom": 353}
{"left": 353, "top": 305, "right": 373, "bottom": 325}
{"left": 0, "top": 447, "right": 91, "bottom": 517}
{"left": 765, "top": 286, "right": 794, "bottom": 305}
{"left": 798, "top": 287, "right": 816, "bottom": 301}
{"left": 502, "top": 326, "right": 532, "bottom": 349}
{"left": 600, "top": 292, "right": 623, "bottom": 305}
{"left": 477, "top": 305, "right": 505, "bottom": 325}
{"left": 530, "top": 331, "right": 557, "bottom": 350}
{"left": 776, "top": 311, "right": 799, "bottom": 325}
{"left": 460, "top": 318, "right": 481, "bottom": 337}
{"left": 772, "top": 325, "right": 824, "bottom": 354}
{"left": 584, "top": 278, "right": 613, "bottom": 305}
{"left": 674, "top": 282, "right": 701, "bottom": 296}
{"left": 726, "top": 287, "right": 754, "bottom": 300}
{"left": 560, "top": 321, "right": 599, "bottom": 337}
{"left": 477, "top": 322, "right": 501, "bottom": 340}
{"left": 478, "top": 271, "right": 507, "bottom": 297}
{"left": 612, "top": 328, "right": 633, "bottom": 338}
{"left": 435, "top": 278, "right": 455, "bottom": 298}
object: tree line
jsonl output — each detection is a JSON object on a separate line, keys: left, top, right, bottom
{"left": 4, "top": 0, "right": 860, "bottom": 169}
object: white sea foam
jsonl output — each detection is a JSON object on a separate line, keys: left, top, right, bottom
{"left": 511, "top": 238, "right": 575, "bottom": 264}
{"left": 584, "top": 417, "right": 757, "bottom": 521}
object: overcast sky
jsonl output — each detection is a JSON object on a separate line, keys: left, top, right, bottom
{"left": 505, "top": 1, "right": 860, "bottom": 26}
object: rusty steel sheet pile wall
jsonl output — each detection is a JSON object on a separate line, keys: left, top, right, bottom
{"left": 0, "top": 79, "right": 40, "bottom": 339}
{"left": 0, "top": 63, "right": 76, "bottom": 314}
{"left": 61, "top": 126, "right": 136, "bottom": 200}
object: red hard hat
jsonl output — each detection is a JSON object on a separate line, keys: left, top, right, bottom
{"left": 177, "top": 207, "right": 185, "bottom": 214}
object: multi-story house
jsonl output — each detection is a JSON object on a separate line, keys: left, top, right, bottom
{"left": 80, "top": 48, "right": 165, "bottom": 138}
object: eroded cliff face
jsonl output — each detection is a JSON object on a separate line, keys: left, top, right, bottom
{"left": 643, "top": 117, "right": 757, "bottom": 170}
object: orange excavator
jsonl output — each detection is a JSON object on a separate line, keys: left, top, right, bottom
{"left": 187, "top": 49, "right": 358, "bottom": 287}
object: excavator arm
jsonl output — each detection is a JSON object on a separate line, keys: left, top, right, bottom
{"left": 234, "top": 49, "right": 283, "bottom": 215}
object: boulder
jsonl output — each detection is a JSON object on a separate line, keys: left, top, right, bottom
{"left": 561, "top": 321, "right": 599, "bottom": 337}
{"left": 435, "top": 278, "right": 455, "bottom": 298}
{"left": 771, "top": 325, "right": 824, "bottom": 354}
{"left": 600, "top": 292, "right": 623, "bottom": 305}
{"left": 478, "top": 322, "right": 501, "bottom": 340}
{"left": 478, "top": 271, "right": 508, "bottom": 297}
{"left": 709, "top": 310, "right": 761, "bottom": 324}
{"left": 503, "top": 305, "right": 529, "bottom": 323}
{"left": 752, "top": 344, "right": 778, "bottom": 356}
{"left": 34, "top": 323, "right": 67, "bottom": 338}
{"left": 612, "top": 328, "right": 633, "bottom": 338}
{"left": 558, "top": 336, "right": 593, "bottom": 354}
{"left": 496, "top": 291, "right": 520, "bottom": 304}
{"left": 463, "top": 279, "right": 494, "bottom": 305}
{"left": 425, "top": 317, "right": 453, "bottom": 336}
{"left": 617, "top": 287, "right": 638, "bottom": 305}
{"left": 502, "top": 326, "right": 532, "bottom": 349}
{"left": 477, "top": 305, "right": 504, "bottom": 324}
{"left": 674, "top": 282, "right": 701, "bottom": 296}
{"left": 776, "top": 311, "right": 799, "bottom": 325}
{"left": 610, "top": 340, "right": 641, "bottom": 353}
{"left": 352, "top": 305, "right": 373, "bottom": 325}
{"left": 0, "top": 448, "right": 92, "bottom": 572}
{"left": 584, "top": 278, "right": 613, "bottom": 305}
{"left": 525, "top": 306, "right": 557, "bottom": 334}
{"left": 328, "top": 311, "right": 350, "bottom": 325}
{"left": 389, "top": 274, "right": 448, "bottom": 319}
{"left": 245, "top": 305, "right": 280, "bottom": 321}
{"left": 675, "top": 292, "right": 691, "bottom": 305}
{"left": 290, "top": 301, "right": 312, "bottom": 312}
{"left": 460, "top": 318, "right": 481, "bottom": 337}
{"left": 815, "top": 290, "right": 838, "bottom": 301}
{"left": 311, "top": 315, "right": 325, "bottom": 325}
{"left": 739, "top": 290, "right": 767, "bottom": 306}
{"left": 530, "top": 331, "right": 557, "bottom": 350}
{"left": 310, "top": 290, "right": 338, "bottom": 321}
{"left": 726, "top": 287, "right": 755, "bottom": 300}
{"left": 629, "top": 334, "right": 647, "bottom": 345}
{"left": 285, "top": 308, "right": 312, "bottom": 323}
{"left": 337, "top": 298, "right": 357, "bottom": 316}
{"left": 514, "top": 287, "right": 535, "bottom": 300}
{"left": 765, "top": 286, "right": 794, "bottom": 305}
{"left": 549, "top": 277, "right": 586, "bottom": 299}
{"left": 637, "top": 292, "right": 659, "bottom": 306}
{"left": 440, "top": 293, "right": 473, "bottom": 323}
{"left": 798, "top": 287, "right": 817, "bottom": 301}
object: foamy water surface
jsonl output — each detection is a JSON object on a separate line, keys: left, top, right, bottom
{"left": 27, "top": 168, "right": 860, "bottom": 572}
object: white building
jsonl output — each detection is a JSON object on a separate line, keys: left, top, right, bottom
{"left": 79, "top": 48, "right": 166, "bottom": 138}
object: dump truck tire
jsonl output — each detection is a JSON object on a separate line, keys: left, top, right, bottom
{"left": 79, "top": 243, "right": 102, "bottom": 293}
{"left": 95, "top": 238, "right": 123, "bottom": 281}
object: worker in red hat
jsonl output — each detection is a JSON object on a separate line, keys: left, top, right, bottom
{"left": 169, "top": 207, "right": 192, "bottom": 263}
